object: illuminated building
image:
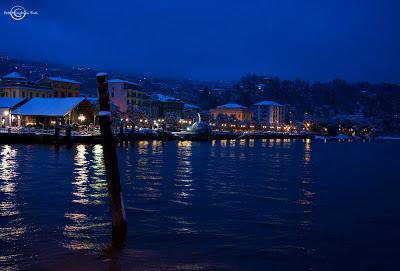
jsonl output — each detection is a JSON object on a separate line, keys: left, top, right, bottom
{"left": 252, "top": 101, "right": 284, "bottom": 125}
{"left": 12, "top": 97, "right": 96, "bottom": 127}
{"left": 0, "top": 72, "right": 53, "bottom": 98}
{"left": 108, "top": 79, "right": 145, "bottom": 113}
{"left": 210, "top": 103, "right": 253, "bottom": 121}
{"left": 39, "top": 75, "right": 81, "bottom": 97}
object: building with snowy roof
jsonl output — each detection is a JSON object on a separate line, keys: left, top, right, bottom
{"left": 252, "top": 100, "right": 285, "bottom": 124}
{"left": 39, "top": 75, "right": 81, "bottom": 98}
{"left": 108, "top": 78, "right": 145, "bottom": 113}
{"left": 1, "top": 72, "right": 81, "bottom": 99}
{"left": 1, "top": 72, "right": 53, "bottom": 99}
{"left": 184, "top": 103, "right": 200, "bottom": 110}
{"left": 12, "top": 97, "right": 96, "bottom": 127}
{"left": 151, "top": 93, "right": 184, "bottom": 118}
{"left": 210, "top": 103, "right": 253, "bottom": 121}
{"left": 0, "top": 98, "right": 27, "bottom": 126}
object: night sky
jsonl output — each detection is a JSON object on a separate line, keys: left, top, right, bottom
{"left": 1, "top": 0, "right": 399, "bottom": 82}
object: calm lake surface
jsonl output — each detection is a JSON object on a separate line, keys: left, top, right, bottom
{"left": 1, "top": 139, "right": 400, "bottom": 271}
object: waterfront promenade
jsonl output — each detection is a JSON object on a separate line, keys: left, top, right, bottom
{"left": 0, "top": 127, "right": 316, "bottom": 144}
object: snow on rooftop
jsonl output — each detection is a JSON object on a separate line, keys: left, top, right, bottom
{"left": 253, "top": 101, "right": 282, "bottom": 106}
{"left": 184, "top": 103, "right": 200, "bottom": 109}
{"left": 96, "top": 72, "right": 107, "bottom": 77}
{"left": 13, "top": 97, "right": 86, "bottom": 117}
{"left": 152, "top": 93, "right": 181, "bottom": 102}
{"left": 48, "top": 77, "right": 81, "bottom": 84}
{"left": 217, "top": 103, "right": 247, "bottom": 109}
{"left": 108, "top": 79, "right": 142, "bottom": 87}
{"left": 3, "top": 72, "right": 25, "bottom": 79}
{"left": 0, "top": 98, "right": 25, "bottom": 108}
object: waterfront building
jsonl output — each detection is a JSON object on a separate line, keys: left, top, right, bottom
{"left": 12, "top": 97, "right": 96, "bottom": 127}
{"left": 0, "top": 72, "right": 53, "bottom": 98}
{"left": 252, "top": 100, "right": 285, "bottom": 125}
{"left": 143, "top": 94, "right": 159, "bottom": 119}
{"left": 0, "top": 98, "right": 27, "bottom": 126}
{"left": 210, "top": 103, "right": 253, "bottom": 121}
{"left": 39, "top": 75, "right": 81, "bottom": 97}
{"left": 108, "top": 79, "right": 145, "bottom": 113}
{"left": 151, "top": 94, "right": 184, "bottom": 118}
{"left": 1, "top": 72, "right": 81, "bottom": 99}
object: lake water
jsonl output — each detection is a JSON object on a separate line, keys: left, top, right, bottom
{"left": 0, "top": 139, "right": 399, "bottom": 271}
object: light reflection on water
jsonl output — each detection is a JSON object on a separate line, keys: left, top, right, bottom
{"left": 0, "top": 145, "right": 25, "bottom": 269}
{"left": 0, "top": 140, "right": 399, "bottom": 270}
{"left": 63, "top": 144, "right": 109, "bottom": 251}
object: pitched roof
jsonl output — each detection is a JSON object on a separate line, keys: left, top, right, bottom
{"left": 184, "top": 103, "right": 200, "bottom": 109}
{"left": 152, "top": 93, "right": 181, "bottom": 102}
{"left": 3, "top": 72, "right": 25, "bottom": 79}
{"left": 0, "top": 98, "right": 26, "bottom": 108}
{"left": 48, "top": 77, "right": 80, "bottom": 84}
{"left": 216, "top": 103, "right": 247, "bottom": 109}
{"left": 108, "top": 79, "right": 142, "bottom": 87}
{"left": 13, "top": 97, "right": 86, "bottom": 116}
{"left": 254, "top": 100, "right": 282, "bottom": 106}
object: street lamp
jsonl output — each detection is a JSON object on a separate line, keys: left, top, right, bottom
{"left": 78, "top": 114, "right": 86, "bottom": 124}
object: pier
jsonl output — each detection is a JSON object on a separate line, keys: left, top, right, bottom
{"left": 0, "top": 127, "right": 316, "bottom": 144}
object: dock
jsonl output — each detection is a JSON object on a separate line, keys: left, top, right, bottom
{"left": 0, "top": 127, "right": 315, "bottom": 144}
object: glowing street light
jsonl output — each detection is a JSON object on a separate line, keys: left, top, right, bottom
{"left": 78, "top": 114, "right": 86, "bottom": 124}
{"left": 3, "top": 110, "right": 9, "bottom": 117}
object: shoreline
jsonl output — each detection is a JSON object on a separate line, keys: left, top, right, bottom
{"left": 1, "top": 131, "right": 399, "bottom": 145}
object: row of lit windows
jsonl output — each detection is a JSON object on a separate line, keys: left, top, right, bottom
{"left": 4, "top": 91, "right": 48, "bottom": 98}
{"left": 2, "top": 90, "right": 78, "bottom": 98}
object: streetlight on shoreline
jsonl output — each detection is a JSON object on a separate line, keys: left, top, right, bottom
{"left": 78, "top": 114, "right": 86, "bottom": 126}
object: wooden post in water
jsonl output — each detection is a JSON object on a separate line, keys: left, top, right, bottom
{"left": 96, "top": 72, "right": 127, "bottom": 239}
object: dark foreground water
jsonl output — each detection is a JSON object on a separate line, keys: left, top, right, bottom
{"left": 1, "top": 139, "right": 400, "bottom": 271}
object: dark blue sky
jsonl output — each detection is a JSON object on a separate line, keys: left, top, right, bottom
{"left": 1, "top": 0, "right": 399, "bottom": 82}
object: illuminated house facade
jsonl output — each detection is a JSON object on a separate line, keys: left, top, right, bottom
{"left": 108, "top": 79, "right": 145, "bottom": 113}
{"left": 39, "top": 75, "right": 81, "bottom": 97}
{"left": 0, "top": 98, "right": 27, "bottom": 126}
{"left": 0, "top": 72, "right": 53, "bottom": 98}
{"left": 252, "top": 101, "right": 284, "bottom": 125}
{"left": 1, "top": 72, "right": 81, "bottom": 99}
{"left": 12, "top": 97, "right": 96, "bottom": 127}
{"left": 210, "top": 103, "right": 253, "bottom": 121}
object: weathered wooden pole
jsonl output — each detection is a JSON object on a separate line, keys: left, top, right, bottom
{"left": 54, "top": 120, "right": 60, "bottom": 145}
{"left": 96, "top": 72, "right": 127, "bottom": 239}
{"left": 65, "top": 124, "right": 72, "bottom": 146}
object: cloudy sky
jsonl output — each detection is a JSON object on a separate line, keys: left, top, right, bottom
{"left": 1, "top": 0, "right": 399, "bottom": 82}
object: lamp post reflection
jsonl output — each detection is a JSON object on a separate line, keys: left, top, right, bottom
{"left": 63, "top": 144, "right": 109, "bottom": 251}
{"left": 172, "top": 141, "right": 197, "bottom": 235}
{"left": 0, "top": 145, "right": 25, "bottom": 266}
